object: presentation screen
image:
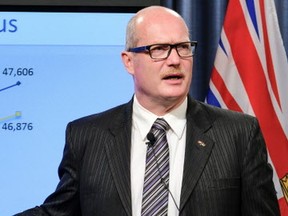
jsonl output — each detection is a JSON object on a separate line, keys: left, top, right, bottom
{"left": 0, "top": 10, "right": 134, "bottom": 215}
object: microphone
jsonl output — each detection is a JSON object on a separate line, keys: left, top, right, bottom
{"left": 146, "top": 132, "right": 156, "bottom": 147}
{"left": 145, "top": 132, "right": 180, "bottom": 212}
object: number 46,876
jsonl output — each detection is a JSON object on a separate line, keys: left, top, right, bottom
{"left": 2, "top": 122, "right": 33, "bottom": 131}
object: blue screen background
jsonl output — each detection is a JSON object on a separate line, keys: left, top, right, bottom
{"left": 0, "top": 12, "right": 134, "bottom": 215}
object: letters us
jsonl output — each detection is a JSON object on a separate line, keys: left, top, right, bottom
{"left": 0, "top": 19, "right": 18, "bottom": 32}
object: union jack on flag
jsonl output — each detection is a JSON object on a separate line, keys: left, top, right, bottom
{"left": 206, "top": 0, "right": 288, "bottom": 214}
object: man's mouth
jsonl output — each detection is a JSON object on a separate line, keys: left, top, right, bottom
{"left": 163, "top": 73, "right": 183, "bottom": 80}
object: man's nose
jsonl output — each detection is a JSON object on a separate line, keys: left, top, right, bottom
{"left": 166, "top": 48, "right": 181, "bottom": 65}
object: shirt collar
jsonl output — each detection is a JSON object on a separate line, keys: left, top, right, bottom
{"left": 132, "top": 95, "right": 187, "bottom": 141}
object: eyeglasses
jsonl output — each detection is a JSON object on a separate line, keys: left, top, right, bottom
{"left": 128, "top": 41, "right": 197, "bottom": 60}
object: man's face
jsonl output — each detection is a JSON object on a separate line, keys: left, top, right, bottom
{"left": 123, "top": 11, "right": 193, "bottom": 107}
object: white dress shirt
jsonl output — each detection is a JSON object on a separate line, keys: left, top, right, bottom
{"left": 131, "top": 96, "right": 187, "bottom": 216}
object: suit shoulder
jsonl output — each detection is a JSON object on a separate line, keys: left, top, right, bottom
{"left": 196, "top": 101, "right": 258, "bottom": 126}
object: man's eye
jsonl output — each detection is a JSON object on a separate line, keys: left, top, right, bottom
{"left": 179, "top": 44, "right": 190, "bottom": 49}
{"left": 151, "top": 45, "right": 169, "bottom": 51}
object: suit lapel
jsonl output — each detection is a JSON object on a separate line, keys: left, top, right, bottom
{"left": 104, "top": 100, "right": 133, "bottom": 216}
{"left": 180, "top": 98, "right": 215, "bottom": 210}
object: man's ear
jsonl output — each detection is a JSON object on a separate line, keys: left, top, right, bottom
{"left": 121, "top": 51, "right": 135, "bottom": 75}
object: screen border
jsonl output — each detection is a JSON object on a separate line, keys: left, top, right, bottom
{"left": 0, "top": 0, "right": 160, "bottom": 13}
{"left": 0, "top": 5, "right": 144, "bottom": 13}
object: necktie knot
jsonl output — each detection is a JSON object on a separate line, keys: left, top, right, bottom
{"left": 152, "top": 118, "right": 169, "bottom": 132}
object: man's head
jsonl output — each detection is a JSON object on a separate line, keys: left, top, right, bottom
{"left": 121, "top": 6, "right": 195, "bottom": 115}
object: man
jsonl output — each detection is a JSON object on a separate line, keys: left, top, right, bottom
{"left": 15, "top": 6, "right": 280, "bottom": 216}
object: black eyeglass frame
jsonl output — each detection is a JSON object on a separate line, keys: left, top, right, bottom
{"left": 127, "top": 41, "right": 197, "bottom": 60}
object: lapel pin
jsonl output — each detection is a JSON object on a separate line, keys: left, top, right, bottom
{"left": 197, "top": 140, "right": 206, "bottom": 147}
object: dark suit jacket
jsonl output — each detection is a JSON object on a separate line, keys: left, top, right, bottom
{"left": 15, "top": 97, "right": 280, "bottom": 216}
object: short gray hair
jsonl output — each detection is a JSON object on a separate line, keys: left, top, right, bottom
{"left": 125, "top": 15, "right": 139, "bottom": 51}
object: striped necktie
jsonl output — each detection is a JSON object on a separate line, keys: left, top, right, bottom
{"left": 141, "top": 118, "right": 170, "bottom": 216}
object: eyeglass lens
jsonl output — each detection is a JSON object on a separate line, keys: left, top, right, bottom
{"left": 149, "top": 42, "right": 195, "bottom": 59}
